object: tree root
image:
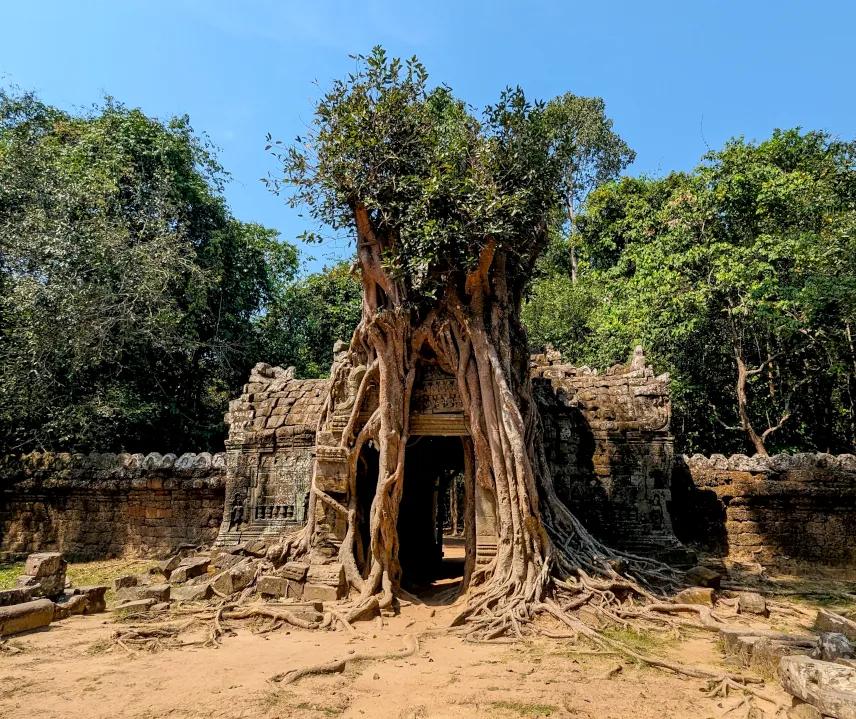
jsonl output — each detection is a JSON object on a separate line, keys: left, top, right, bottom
{"left": 269, "top": 634, "right": 420, "bottom": 685}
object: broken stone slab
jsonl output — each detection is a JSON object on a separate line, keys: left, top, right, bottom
{"left": 210, "top": 559, "right": 257, "bottom": 596}
{"left": 684, "top": 565, "right": 721, "bottom": 589}
{"left": 151, "top": 602, "right": 170, "bottom": 613}
{"left": 0, "top": 599, "right": 55, "bottom": 636}
{"left": 257, "top": 575, "right": 302, "bottom": 599}
{"left": 171, "top": 583, "right": 213, "bottom": 602}
{"left": 53, "top": 594, "right": 88, "bottom": 621}
{"left": 306, "top": 563, "right": 345, "bottom": 588}
{"left": 213, "top": 553, "right": 243, "bottom": 571}
{"left": 675, "top": 587, "right": 715, "bottom": 606}
{"left": 817, "top": 610, "right": 856, "bottom": 642}
{"left": 71, "top": 586, "right": 108, "bottom": 614}
{"left": 169, "top": 557, "right": 210, "bottom": 584}
{"left": 243, "top": 540, "right": 268, "bottom": 558}
{"left": 137, "top": 584, "right": 170, "bottom": 602}
{"left": 112, "top": 598, "right": 157, "bottom": 613}
{"left": 815, "top": 633, "right": 856, "bottom": 663}
{"left": 778, "top": 655, "right": 856, "bottom": 719}
{"left": 720, "top": 628, "right": 817, "bottom": 675}
{"left": 0, "top": 587, "right": 36, "bottom": 607}
{"left": 113, "top": 575, "right": 138, "bottom": 591}
{"left": 157, "top": 555, "right": 181, "bottom": 578}
{"left": 738, "top": 592, "right": 769, "bottom": 617}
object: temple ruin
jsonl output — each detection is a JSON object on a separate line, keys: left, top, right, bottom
{"left": 215, "top": 344, "right": 694, "bottom": 591}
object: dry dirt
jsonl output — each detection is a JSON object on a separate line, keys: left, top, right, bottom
{"left": 2, "top": 549, "right": 852, "bottom": 719}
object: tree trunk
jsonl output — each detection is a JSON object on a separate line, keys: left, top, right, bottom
{"left": 291, "top": 208, "right": 678, "bottom": 636}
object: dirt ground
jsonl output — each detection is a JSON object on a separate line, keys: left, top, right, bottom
{"left": 2, "top": 548, "right": 854, "bottom": 719}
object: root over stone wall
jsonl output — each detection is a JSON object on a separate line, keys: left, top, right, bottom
{"left": 670, "top": 452, "right": 856, "bottom": 566}
{"left": 0, "top": 452, "right": 226, "bottom": 561}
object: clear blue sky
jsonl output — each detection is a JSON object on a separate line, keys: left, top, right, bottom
{"left": 3, "top": 1, "right": 854, "bottom": 271}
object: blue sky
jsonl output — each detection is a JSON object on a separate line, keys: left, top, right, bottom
{"left": 3, "top": 1, "right": 854, "bottom": 271}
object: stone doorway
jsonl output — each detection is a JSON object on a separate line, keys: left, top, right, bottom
{"left": 396, "top": 436, "right": 466, "bottom": 594}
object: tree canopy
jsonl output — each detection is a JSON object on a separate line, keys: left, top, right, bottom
{"left": 526, "top": 129, "right": 856, "bottom": 455}
{"left": 0, "top": 89, "right": 298, "bottom": 453}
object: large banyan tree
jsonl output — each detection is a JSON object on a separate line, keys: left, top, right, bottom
{"left": 270, "top": 49, "right": 678, "bottom": 638}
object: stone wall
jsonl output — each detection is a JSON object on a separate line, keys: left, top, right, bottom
{"left": 670, "top": 453, "right": 856, "bottom": 565}
{"left": 533, "top": 346, "right": 693, "bottom": 564}
{"left": 0, "top": 452, "right": 225, "bottom": 561}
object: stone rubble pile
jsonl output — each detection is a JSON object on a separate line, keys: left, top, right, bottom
{"left": 718, "top": 606, "right": 856, "bottom": 718}
{"left": 0, "top": 552, "right": 107, "bottom": 637}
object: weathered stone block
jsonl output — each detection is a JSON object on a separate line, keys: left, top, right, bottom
{"left": 0, "top": 587, "right": 35, "bottom": 607}
{"left": 257, "top": 576, "right": 289, "bottom": 597}
{"left": 779, "top": 655, "right": 856, "bottom": 719}
{"left": 307, "top": 563, "right": 345, "bottom": 588}
{"left": 738, "top": 592, "right": 769, "bottom": 617}
{"left": 0, "top": 598, "right": 54, "bottom": 636}
{"left": 137, "top": 584, "right": 171, "bottom": 602}
{"left": 71, "top": 586, "right": 108, "bottom": 614}
{"left": 817, "top": 609, "right": 856, "bottom": 642}
{"left": 23, "top": 552, "right": 64, "bottom": 578}
{"left": 280, "top": 562, "right": 309, "bottom": 582}
{"left": 53, "top": 593, "right": 88, "bottom": 620}
{"left": 303, "top": 583, "right": 344, "bottom": 602}
{"left": 675, "top": 587, "right": 714, "bottom": 606}
{"left": 171, "top": 583, "right": 213, "bottom": 602}
{"left": 113, "top": 598, "right": 157, "bottom": 613}
{"left": 684, "top": 566, "right": 721, "bottom": 589}
{"left": 157, "top": 555, "right": 180, "bottom": 577}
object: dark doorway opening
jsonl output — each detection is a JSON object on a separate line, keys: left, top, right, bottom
{"left": 397, "top": 436, "right": 465, "bottom": 594}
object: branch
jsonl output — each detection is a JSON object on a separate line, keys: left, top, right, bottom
{"left": 710, "top": 404, "right": 743, "bottom": 432}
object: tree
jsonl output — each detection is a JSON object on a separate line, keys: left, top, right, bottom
{"left": 259, "top": 261, "right": 362, "bottom": 378}
{"left": 268, "top": 48, "right": 676, "bottom": 634}
{"left": 0, "top": 89, "right": 297, "bottom": 453}
{"left": 543, "top": 93, "right": 635, "bottom": 283}
{"left": 567, "top": 130, "right": 856, "bottom": 456}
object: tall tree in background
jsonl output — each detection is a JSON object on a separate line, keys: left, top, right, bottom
{"left": 0, "top": 89, "right": 297, "bottom": 453}
{"left": 270, "top": 49, "right": 676, "bottom": 632}
{"left": 532, "top": 129, "right": 856, "bottom": 456}
{"left": 543, "top": 93, "right": 635, "bottom": 282}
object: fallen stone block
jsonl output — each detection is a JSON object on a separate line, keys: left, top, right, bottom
{"left": 787, "top": 698, "right": 823, "bottom": 719}
{"left": 280, "top": 562, "right": 309, "bottom": 582}
{"left": 243, "top": 540, "right": 268, "bottom": 558}
{"left": 0, "top": 599, "right": 55, "bottom": 636}
{"left": 113, "top": 575, "right": 138, "bottom": 591}
{"left": 210, "top": 559, "right": 257, "bottom": 596}
{"left": 53, "top": 594, "right": 88, "bottom": 621}
{"left": 23, "top": 552, "right": 64, "bottom": 578}
{"left": 815, "top": 633, "right": 855, "bottom": 662}
{"left": 71, "top": 586, "right": 108, "bottom": 614}
{"left": 171, "top": 583, "right": 213, "bottom": 602}
{"left": 779, "top": 655, "right": 856, "bottom": 719}
{"left": 169, "top": 556, "right": 210, "bottom": 584}
{"left": 213, "top": 553, "right": 243, "bottom": 571}
{"left": 738, "top": 592, "right": 769, "bottom": 617}
{"left": 817, "top": 609, "right": 856, "bottom": 642}
{"left": 684, "top": 565, "right": 721, "bottom": 589}
{"left": 157, "top": 555, "right": 181, "bottom": 578}
{"left": 303, "top": 583, "right": 344, "bottom": 602}
{"left": 137, "top": 584, "right": 171, "bottom": 602}
{"left": 307, "top": 563, "right": 345, "bottom": 588}
{"left": 151, "top": 602, "right": 170, "bottom": 613}
{"left": 675, "top": 587, "right": 714, "bottom": 606}
{"left": 113, "top": 598, "right": 157, "bottom": 613}
{"left": 720, "top": 628, "right": 816, "bottom": 673}
{"left": 0, "top": 587, "right": 36, "bottom": 607}
{"left": 258, "top": 575, "right": 302, "bottom": 599}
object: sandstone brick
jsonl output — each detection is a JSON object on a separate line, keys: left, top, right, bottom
{"left": 0, "top": 598, "right": 54, "bottom": 636}
{"left": 303, "top": 583, "right": 344, "bottom": 602}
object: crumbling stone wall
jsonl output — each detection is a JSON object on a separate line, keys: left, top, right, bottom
{"left": 532, "top": 346, "right": 692, "bottom": 564}
{"left": 670, "top": 453, "right": 856, "bottom": 565}
{"left": 0, "top": 452, "right": 225, "bottom": 560}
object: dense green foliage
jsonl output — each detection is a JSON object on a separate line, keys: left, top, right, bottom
{"left": 525, "top": 129, "right": 856, "bottom": 455}
{"left": 0, "top": 90, "right": 301, "bottom": 453}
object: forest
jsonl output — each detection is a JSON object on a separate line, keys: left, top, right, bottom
{"left": 1, "top": 82, "right": 854, "bottom": 458}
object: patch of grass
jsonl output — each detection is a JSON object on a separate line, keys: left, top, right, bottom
{"left": 602, "top": 627, "right": 673, "bottom": 656}
{"left": 66, "top": 558, "right": 153, "bottom": 602}
{"left": 490, "top": 700, "right": 558, "bottom": 717}
{"left": 86, "top": 638, "right": 113, "bottom": 655}
{"left": 293, "top": 701, "right": 345, "bottom": 717}
{"left": 0, "top": 563, "right": 24, "bottom": 589}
